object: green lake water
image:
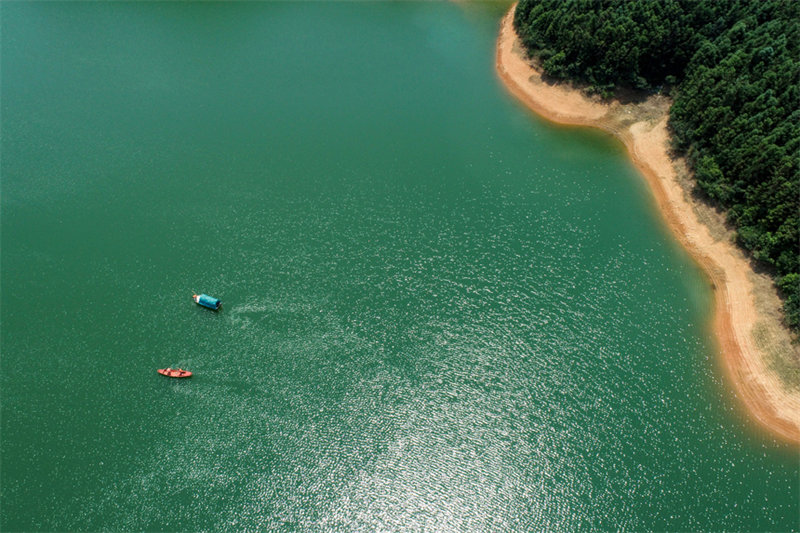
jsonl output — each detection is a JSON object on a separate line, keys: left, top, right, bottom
{"left": 1, "top": 2, "right": 797, "bottom": 531}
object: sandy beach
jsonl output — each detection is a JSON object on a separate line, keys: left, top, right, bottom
{"left": 496, "top": 7, "right": 800, "bottom": 445}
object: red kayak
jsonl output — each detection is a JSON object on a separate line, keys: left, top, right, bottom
{"left": 157, "top": 368, "right": 192, "bottom": 378}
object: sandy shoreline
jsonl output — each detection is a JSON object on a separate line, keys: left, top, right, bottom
{"left": 495, "top": 7, "right": 800, "bottom": 445}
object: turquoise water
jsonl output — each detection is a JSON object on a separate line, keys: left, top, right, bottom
{"left": 1, "top": 2, "right": 797, "bottom": 531}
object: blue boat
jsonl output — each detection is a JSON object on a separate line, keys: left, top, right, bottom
{"left": 193, "top": 293, "right": 221, "bottom": 310}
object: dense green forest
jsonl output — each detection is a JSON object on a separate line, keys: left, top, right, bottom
{"left": 514, "top": 0, "right": 800, "bottom": 329}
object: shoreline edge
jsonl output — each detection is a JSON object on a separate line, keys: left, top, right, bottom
{"left": 495, "top": 6, "right": 800, "bottom": 445}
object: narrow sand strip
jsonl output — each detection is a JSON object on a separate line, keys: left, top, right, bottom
{"left": 496, "top": 7, "right": 800, "bottom": 445}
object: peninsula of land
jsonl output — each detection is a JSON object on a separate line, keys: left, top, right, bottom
{"left": 496, "top": 7, "right": 800, "bottom": 445}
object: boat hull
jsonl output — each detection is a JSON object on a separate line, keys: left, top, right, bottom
{"left": 157, "top": 368, "right": 192, "bottom": 378}
{"left": 193, "top": 293, "right": 221, "bottom": 310}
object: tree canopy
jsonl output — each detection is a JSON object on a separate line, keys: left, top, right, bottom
{"left": 514, "top": 0, "right": 800, "bottom": 328}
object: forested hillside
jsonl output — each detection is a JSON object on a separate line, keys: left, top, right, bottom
{"left": 514, "top": 0, "right": 800, "bottom": 328}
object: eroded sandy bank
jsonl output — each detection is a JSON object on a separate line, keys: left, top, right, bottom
{"left": 496, "top": 6, "right": 800, "bottom": 445}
